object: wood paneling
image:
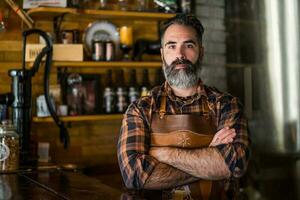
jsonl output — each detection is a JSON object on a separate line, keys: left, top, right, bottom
{"left": 32, "top": 119, "right": 121, "bottom": 166}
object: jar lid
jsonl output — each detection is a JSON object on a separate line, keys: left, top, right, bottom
{"left": 0, "top": 120, "right": 18, "bottom": 135}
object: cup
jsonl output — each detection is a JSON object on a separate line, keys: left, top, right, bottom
{"left": 38, "top": 142, "right": 50, "bottom": 163}
{"left": 58, "top": 105, "right": 68, "bottom": 116}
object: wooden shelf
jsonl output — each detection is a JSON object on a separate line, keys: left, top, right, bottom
{"left": 50, "top": 61, "right": 162, "bottom": 68}
{"left": 27, "top": 7, "right": 175, "bottom": 21}
{"left": 26, "top": 61, "right": 162, "bottom": 69}
{"left": 0, "top": 62, "right": 22, "bottom": 73}
{"left": 32, "top": 114, "right": 123, "bottom": 123}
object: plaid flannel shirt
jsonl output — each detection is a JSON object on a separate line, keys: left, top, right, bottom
{"left": 117, "top": 81, "right": 250, "bottom": 190}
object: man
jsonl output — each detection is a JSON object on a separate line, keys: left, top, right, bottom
{"left": 117, "top": 14, "right": 250, "bottom": 199}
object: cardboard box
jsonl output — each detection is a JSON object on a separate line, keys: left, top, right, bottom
{"left": 23, "top": 0, "right": 67, "bottom": 9}
{"left": 26, "top": 44, "right": 83, "bottom": 62}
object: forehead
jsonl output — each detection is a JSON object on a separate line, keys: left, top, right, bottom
{"left": 162, "top": 24, "right": 198, "bottom": 44}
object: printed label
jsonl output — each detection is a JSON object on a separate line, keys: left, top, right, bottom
{"left": 0, "top": 143, "right": 10, "bottom": 162}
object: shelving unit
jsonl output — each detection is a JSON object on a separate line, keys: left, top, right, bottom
{"left": 32, "top": 114, "right": 123, "bottom": 123}
{"left": 28, "top": 7, "right": 171, "bottom": 124}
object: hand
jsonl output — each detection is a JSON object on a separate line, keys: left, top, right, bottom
{"left": 209, "top": 127, "right": 236, "bottom": 147}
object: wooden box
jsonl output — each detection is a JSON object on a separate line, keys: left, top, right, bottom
{"left": 25, "top": 44, "right": 83, "bottom": 62}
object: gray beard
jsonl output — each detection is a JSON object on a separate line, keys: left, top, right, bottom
{"left": 163, "top": 57, "right": 202, "bottom": 89}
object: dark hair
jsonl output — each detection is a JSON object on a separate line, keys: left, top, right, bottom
{"left": 160, "top": 14, "right": 204, "bottom": 44}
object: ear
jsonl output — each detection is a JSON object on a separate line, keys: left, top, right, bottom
{"left": 160, "top": 47, "right": 164, "bottom": 60}
{"left": 199, "top": 46, "right": 204, "bottom": 60}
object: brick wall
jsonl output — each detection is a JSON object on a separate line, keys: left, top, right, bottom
{"left": 195, "top": 0, "right": 227, "bottom": 91}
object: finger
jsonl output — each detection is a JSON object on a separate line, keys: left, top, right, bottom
{"left": 215, "top": 127, "right": 230, "bottom": 136}
{"left": 209, "top": 135, "right": 219, "bottom": 146}
{"left": 218, "top": 132, "right": 235, "bottom": 143}
{"left": 215, "top": 136, "right": 234, "bottom": 146}
{"left": 209, "top": 141, "right": 216, "bottom": 147}
{"left": 211, "top": 133, "right": 221, "bottom": 143}
{"left": 211, "top": 127, "right": 235, "bottom": 146}
{"left": 217, "top": 129, "right": 236, "bottom": 141}
{"left": 212, "top": 127, "right": 228, "bottom": 143}
{"left": 212, "top": 128, "right": 230, "bottom": 143}
{"left": 222, "top": 137, "right": 234, "bottom": 144}
{"left": 210, "top": 137, "right": 230, "bottom": 147}
{"left": 212, "top": 130, "right": 236, "bottom": 146}
{"left": 224, "top": 137, "right": 234, "bottom": 143}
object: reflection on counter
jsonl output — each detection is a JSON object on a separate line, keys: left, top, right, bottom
{"left": 0, "top": 168, "right": 122, "bottom": 200}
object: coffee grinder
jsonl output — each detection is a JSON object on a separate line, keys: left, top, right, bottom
{"left": 0, "top": 29, "right": 69, "bottom": 167}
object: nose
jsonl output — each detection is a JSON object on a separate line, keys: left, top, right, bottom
{"left": 175, "top": 46, "right": 186, "bottom": 60}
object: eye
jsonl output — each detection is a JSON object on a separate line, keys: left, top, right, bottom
{"left": 166, "top": 44, "right": 176, "bottom": 49}
{"left": 186, "top": 43, "right": 195, "bottom": 48}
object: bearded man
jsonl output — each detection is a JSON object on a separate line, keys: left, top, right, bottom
{"left": 117, "top": 14, "right": 250, "bottom": 200}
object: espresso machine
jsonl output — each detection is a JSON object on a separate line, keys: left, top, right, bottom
{"left": 0, "top": 29, "right": 69, "bottom": 166}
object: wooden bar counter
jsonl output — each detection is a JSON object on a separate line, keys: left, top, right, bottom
{"left": 0, "top": 169, "right": 122, "bottom": 200}
{"left": 0, "top": 168, "right": 165, "bottom": 200}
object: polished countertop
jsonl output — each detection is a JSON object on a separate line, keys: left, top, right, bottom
{"left": 0, "top": 169, "right": 123, "bottom": 200}
{"left": 0, "top": 167, "right": 167, "bottom": 200}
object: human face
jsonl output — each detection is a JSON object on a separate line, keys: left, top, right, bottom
{"left": 161, "top": 24, "right": 204, "bottom": 88}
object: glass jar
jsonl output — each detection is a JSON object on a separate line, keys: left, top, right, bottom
{"left": 135, "top": 0, "right": 149, "bottom": 11}
{"left": 118, "top": 0, "right": 129, "bottom": 11}
{"left": 0, "top": 121, "right": 19, "bottom": 172}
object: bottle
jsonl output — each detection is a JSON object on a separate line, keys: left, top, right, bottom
{"left": 140, "top": 69, "right": 150, "bottom": 97}
{"left": 67, "top": 73, "right": 83, "bottom": 116}
{"left": 99, "top": 0, "right": 107, "bottom": 9}
{"left": 135, "top": 0, "right": 149, "bottom": 11}
{"left": 115, "top": 70, "right": 128, "bottom": 113}
{"left": 128, "top": 69, "right": 140, "bottom": 103}
{"left": 180, "top": 0, "right": 191, "bottom": 13}
{"left": 68, "top": 0, "right": 81, "bottom": 8}
{"left": 118, "top": 0, "right": 129, "bottom": 11}
{"left": 103, "top": 70, "right": 116, "bottom": 114}
{"left": 0, "top": 120, "right": 19, "bottom": 172}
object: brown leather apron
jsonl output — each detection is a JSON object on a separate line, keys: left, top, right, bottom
{"left": 150, "top": 95, "right": 225, "bottom": 200}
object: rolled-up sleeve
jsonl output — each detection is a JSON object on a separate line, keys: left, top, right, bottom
{"left": 117, "top": 103, "right": 158, "bottom": 189}
{"left": 215, "top": 96, "right": 251, "bottom": 178}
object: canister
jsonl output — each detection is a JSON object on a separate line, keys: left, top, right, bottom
{"left": 0, "top": 121, "right": 19, "bottom": 172}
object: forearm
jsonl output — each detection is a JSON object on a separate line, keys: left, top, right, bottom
{"left": 144, "top": 162, "right": 199, "bottom": 190}
{"left": 151, "top": 147, "right": 230, "bottom": 180}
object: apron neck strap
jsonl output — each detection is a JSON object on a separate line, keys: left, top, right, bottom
{"left": 201, "top": 97, "right": 210, "bottom": 117}
{"left": 159, "top": 94, "right": 167, "bottom": 119}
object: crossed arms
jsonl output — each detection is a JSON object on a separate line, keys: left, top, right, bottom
{"left": 144, "top": 128, "right": 234, "bottom": 189}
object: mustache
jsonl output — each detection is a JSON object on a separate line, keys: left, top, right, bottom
{"left": 171, "top": 58, "right": 193, "bottom": 67}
